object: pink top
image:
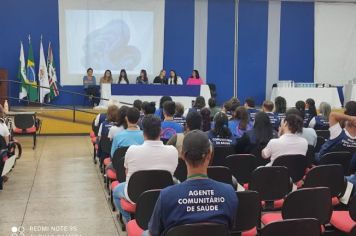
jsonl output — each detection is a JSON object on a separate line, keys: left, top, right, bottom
{"left": 186, "top": 77, "right": 204, "bottom": 85}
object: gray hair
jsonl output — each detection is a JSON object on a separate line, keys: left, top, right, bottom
{"left": 319, "top": 102, "right": 331, "bottom": 121}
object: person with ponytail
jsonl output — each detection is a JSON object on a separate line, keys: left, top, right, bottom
{"left": 207, "top": 112, "right": 236, "bottom": 147}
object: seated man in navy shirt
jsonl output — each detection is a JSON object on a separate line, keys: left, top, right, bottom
{"left": 146, "top": 130, "right": 238, "bottom": 236}
{"left": 316, "top": 101, "right": 356, "bottom": 163}
{"left": 262, "top": 100, "right": 280, "bottom": 131}
{"left": 160, "top": 101, "right": 184, "bottom": 141}
{"left": 244, "top": 97, "right": 259, "bottom": 121}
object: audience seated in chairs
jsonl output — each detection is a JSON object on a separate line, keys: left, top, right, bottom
{"left": 144, "top": 130, "right": 238, "bottom": 236}
{"left": 262, "top": 111, "right": 308, "bottom": 166}
{"left": 173, "top": 102, "right": 186, "bottom": 127}
{"left": 167, "top": 111, "right": 202, "bottom": 159}
{"left": 244, "top": 97, "right": 259, "bottom": 122}
{"left": 154, "top": 96, "right": 172, "bottom": 121}
{"left": 208, "top": 98, "right": 221, "bottom": 119}
{"left": 138, "top": 102, "right": 156, "bottom": 129}
{"left": 108, "top": 106, "right": 128, "bottom": 140}
{"left": 316, "top": 101, "right": 356, "bottom": 164}
{"left": 0, "top": 104, "right": 11, "bottom": 188}
{"left": 236, "top": 112, "right": 277, "bottom": 166}
{"left": 110, "top": 107, "right": 144, "bottom": 157}
{"left": 160, "top": 101, "right": 184, "bottom": 142}
{"left": 274, "top": 96, "right": 287, "bottom": 120}
{"left": 113, "top": 115, "right": 178, "bottom": 224}
{"left": 228, "top": 106, "right": 253, "bottom": 138}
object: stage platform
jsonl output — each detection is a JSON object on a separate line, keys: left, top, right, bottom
{"left": 10, "top": 106, "right": 105, "bottom": 135}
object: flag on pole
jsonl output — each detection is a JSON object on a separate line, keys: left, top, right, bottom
{"left": 26, "top": 35, "right": 38, "bottom": 102}
{"left": 18, "top": 42, "right": 28, "bottom": 100}
{"left": 38, "top": 36, "right": 50, "bottom": 103}
{"left": 47, "top": 42, "right": 59, "bottom": 100}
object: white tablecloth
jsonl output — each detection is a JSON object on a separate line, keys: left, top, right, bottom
{"left": 270, "top": 87, "right": 342, "bottom": 108}
{"left": 96, "top": 84, "right": 211, "bottom": 109}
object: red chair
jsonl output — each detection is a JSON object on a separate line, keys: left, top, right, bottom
{"left": 119, "top": 170, "right": 174, "bottom": 226}
{"left": 249, "top": 166, "right": 292, "bottom": 210}
{"left": 126, "top": 190, "right": 161, "bottom": 236}
{"left": 330, "top": 195, "right": 356, "bottom": 234}
{"left": 260, "top": 218, "right": 321, "bottom": 236}
{"left": 12, "top": 113, "right": 39, "bottom": 149}
{"left": 231, "top": 191, "right": 261, "bottom": 236}
{"left": 261, "top": 187, "right": 332, "bottom": 232}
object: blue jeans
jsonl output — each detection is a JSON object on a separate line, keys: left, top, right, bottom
{"left": 113, "top": 182, "right": 131, "bottom": 223}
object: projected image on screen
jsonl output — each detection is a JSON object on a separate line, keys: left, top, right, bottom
{"left": 65, "top": 10, "right": 153, "bottom": 75}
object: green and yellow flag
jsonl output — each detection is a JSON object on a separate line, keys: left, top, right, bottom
{"left": 25, "top": 36, "right": 38, "bottom": 102}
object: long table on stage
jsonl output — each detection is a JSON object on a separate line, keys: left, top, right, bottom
{"left": 270, "top": 87, "right": 342, "bottom": 108}
{"left": 97, "top": 84, "right": 211, "bottom": 108}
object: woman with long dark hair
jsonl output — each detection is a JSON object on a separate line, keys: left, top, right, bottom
{"left": 187, "top": 69, "right": 204, "bottom": 85}
{"left": 167, "top": 70, "right": 183, "bottom": 85}
{"left": 207, "top": 112, "right": 236, "bottom": 147}
{"left": 228, "top": 106, "right": 253, "bottom": 138}
{"left": 236, "top": 112, "right": 276, "bottom": 166}
{"left": 100, "top": 70, "right": 113, "bottom": 84}
{"left": 274, "top": 96, "right": 287, "bottom": 120}
{"left": 200, "top": 108, "right": 211, "bottom": 132}
{"left": 136, "top": 69, "right": 149, "bottom": 84}
{"left": 118, "top": 69, "right": 129, "bottom": 84}
{"left": 305, "top": 98, "right": 317, "bottom": 125}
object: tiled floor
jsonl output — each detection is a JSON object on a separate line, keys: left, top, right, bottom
{"left": 0, "top": 136, "right": 125, "bottom": 236}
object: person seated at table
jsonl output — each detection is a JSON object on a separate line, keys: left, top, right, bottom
{"left": 146, "top": 130, "right": 238, "bottom": 236}
{"left": 111, "top": 107, "right": 144, "bottom": 157}
{"left": 138, "top": 101, "right": 156, "bottom": 129}
{"left": 108, "top": 106, "right": 128, "bottom": 140}
{"left": 228, "top": 106, "right": 253, "bottom": 138}
{"left": 167, "top": 111, "right": 202, "bottom": 159}
{"left": 244, "top": 97, "right": 259, "bottom": 121}
{"left": 236, "top": 112, "right": 277, "bottom": 166}
{"left": 167, "top": 70, "right": 183, "bottom": 85}
{"left": 83, "top": 68, "right": 100, "bottom": 106}
{"left": 201, "top": 108, "right": 211, "bottom": 132}
{"left": 118, "top": 69, "right": 129, "bottom": 84}
{"left": 161, "top": 101, "right": 184, "bottom": 142}
{"left": 262, "top": 112, "right": 308, "bottom": 166}
{"left": 113, "top": 115, "right": 178, "bottom": 224}
{"left": 173, "top": 102, "right": 186, "bottom": 127}
{"left": 305, "top": 98, "right": 317, "bottom": 126}
{"left": 136, "top": 69, "right": 149, "bottom": 84}
{"left": 155, "top": 96, "right": 173, "bottom": 120}
{"left": 308, "top": 102, "right": 331, "bottom": 130}
{"left": 315, "top": 101, "right": 356, "bottom": 163}
{"left": 208, "top": 112, "right": 236, "bottom": 147}
{"left": 153, "top": 69, "right": 167, "bottom": 84}
{"left": 100, "top": 69, "right": 113, "bottom": 84}
{"left": 286, "top": 108, "right": 317, "bottom": 147}
{"left": 295, "top": 100, "right": 309, "bottom": 127}
{"left": 186, "top": 69, "right": 204, "bottom": 85}
{"left": 262, "top": 100, "right": 280, "bottom": 131}
{"left": 274, "top": 96, "right": 287, "bottom": 120}
{"left": 208, "top": 98, "right": 221, "bottom": 119}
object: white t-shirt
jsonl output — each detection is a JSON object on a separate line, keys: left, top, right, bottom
{"left": 330, "top": 123, "right": 356, "bottom": 140}
{"left": 0, "top": 123, "right": 10, "bottom": 138}
{"left": 124, "top": 140, "right": 178, "bottom": 202}
{"left": 108, "top": 126, "right": 125, "bottom": 140}
{"left": 262, "top": 133, "right": 308, "bottom": 166}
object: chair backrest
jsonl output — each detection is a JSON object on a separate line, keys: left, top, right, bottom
{"left": 112, "top": 147, "right": 129, "bottom": 183}
{"left": 211, "top": 146, "right": 236, "bottom": 167}
{"left": 319, "top": 151, "right": 352, "bottom": 176}
{"left": 260, "top": 218, "right": 321, "bottom": 236}
{"left": 207, "top": 166, "right": 233, "bottom": 186}
{"left": 14, "top": 114, "right": 35, "bottom": 129}
{"left": 349, "top": 195, "right": 356, "bottom": 221}
{"left": 99, "top": 135, "right": 112, "bottom": 156}
{"left": 135, "top": 190, "right": 161, "bottom": 230}
{"left": 165, "top": 223, "right": 229, "bottom": 236}
{"left": 249, "top": 166, "right": 291, "bottom": 202}
{"left": 272, "top": 155, "right": 307, "bottom": 183}
{"left": 233, "top": 191, "right": 261, "bottom": 233}
{"left": 127, "top": 170, "right": 174, "bottom": 203}
{"left": 316, "top": 130, "right": 330, "bottom": 140}
{"left": 174, "top": 158, "right": 187, "bottom": 182}
{"left": 315, "top": 136, "right": 326, "bottom": 153}
{"left": 226, "top": 154, "right": 256, "bottom": 184}
{"left": 282, "top": 187, "right": 332, "bottom": 225}
{"left": 303, "top": 164, "right": 346, "bottom": 198}
{"left": 306, "top": 145, "right": 315, "bottom": 167}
